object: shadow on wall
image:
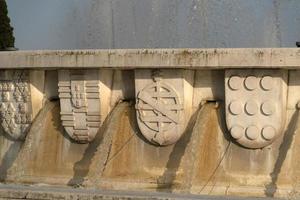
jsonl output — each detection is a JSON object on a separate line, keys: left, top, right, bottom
{"left": 0, "top": 140, "right": 22, "bottom": 181}
{"left": 155, "top": 103, "right": 201, "bottom": 192}
{"left": 265, "top": 109, "right": 300, "bottom": 197}
{"left": 68, "top": 102, "right": 130, "bottom": 186}
{"left": 156, "top": 102, "right": 231, "bottom": 193}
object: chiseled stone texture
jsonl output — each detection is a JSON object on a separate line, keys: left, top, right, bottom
{"left": 135, "top": 69, "right": 193, "bottom": 146}
{"left": 58, "top": 70, "right": 101, "bottom": 143}
{"left": 0, "top": 70, "right": 44, "bottom": 140}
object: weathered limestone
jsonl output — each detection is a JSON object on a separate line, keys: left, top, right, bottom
{"left": 58, "top": 70, "right": 101, "bottom": 143}
{"left": 225, "top": 70, "right": 287, "bottom": 148}
{"left": 0, "top": 184, "right": 270, "bottom": 200}
{"left": 1, "top": 48, "right": 300, "bottom": 69}
{"left": 0, "top": 48, "right": 300, "bottom": 199}
{"left": 135, "top": 69, "right": 192, "bottom": 145}
{"left": 0, "top": 70, "right": 44, "bottom": 140}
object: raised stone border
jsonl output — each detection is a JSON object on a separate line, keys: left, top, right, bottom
{"left": 0, "top": 48, "right": 300, "bottom": 69}
{"left": 0, "top": 184, "right": 280, "bottom": 200}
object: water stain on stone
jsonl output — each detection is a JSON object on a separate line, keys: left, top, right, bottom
{"left": 68, "top": 102, "right": 130, "bottom": 186}
{"left": 265, "top": 110, "right": 299, "bottom": 197}
{"left": 195, "top": 105, "right": 223, "bottom": 184}
{"left": 102, "top": 106, "right": 136, "bottom": 177}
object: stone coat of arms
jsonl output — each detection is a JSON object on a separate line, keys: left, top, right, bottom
{"left": 0, "top": 70, "right": 32, "bottom": 140}
{"left": 58, "top": 70, "right": 101, "bottom": 143}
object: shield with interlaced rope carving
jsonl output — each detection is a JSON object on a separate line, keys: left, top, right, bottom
{"left": 136, "top": 75, "right": 183, "bottom": 146}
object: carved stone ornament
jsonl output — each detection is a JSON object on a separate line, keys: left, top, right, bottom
{"left": 135, "top": 70, "right": 184, "bottom": 146}
{"left": 225, "top": 70, "right": 287, "bottom": 149}
{"left": 0, "top": 70, "right": 32, "bottom": 140}
{"left": 58, "top": 70, "right": 101, "bottom": 143}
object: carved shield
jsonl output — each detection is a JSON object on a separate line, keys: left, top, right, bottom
{"left": 225, "top": 70, "right": 287, "bottom": 149}
{"left": 71, "top": 79, "right": 86, "bottom": 108}
{"left": 0, "top": 70, "right": 32, "bottom": 140}
{"left": 58, "top": 70, "right": 101, "bottom": 143}
{"left": 135, "top": 70, "right": 185, "bottom": 146}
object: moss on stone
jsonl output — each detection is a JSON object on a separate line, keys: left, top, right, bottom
{"left": 0, "top": 0, "right": 15, "bottom": 49}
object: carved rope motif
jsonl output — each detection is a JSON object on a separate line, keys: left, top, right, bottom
{"left": 0, "top": 70, "right": 32, "bottom": 140}
{"left": 58, "top": 70, "right": 101, "bottom": 143}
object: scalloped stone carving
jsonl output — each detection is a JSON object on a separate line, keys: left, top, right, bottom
{"left": 225, "top": 70, "right": 287, "bottom": 149}
{"left": 58, "top": 70, "right": 101, "bottom": 143}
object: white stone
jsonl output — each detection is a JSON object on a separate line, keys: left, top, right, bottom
{"left": 0, "top": 70, "right": 44, "bottom": 140}
{"left": 261, "top": 126, "right": 276, "bottom": 140}
{"left": 244, "top": 76, "right": 257, "bottom": 91}
{"left": 58, "top": 70, "right": 101, "bottom": 143}
{"left": 245, "top": 100, "right": 258, "bottom": 115}
{"left": 229, "top": 101, "right": 242, "bottom": 115}
{"left": 245, "top": 126, "right": 260, "bottom": 140}
{"left": 260, "top": 76, "right": 273, "bottom": 91}
{"left": 1, "top": 48, "right": 300, "bottom": 69}
{"left": 230, "top": 125, "right": 244, "bottom": 139}
{"left": 225, "top": 69, "right": 287, "bottom": 149}
{"left": 135, "top": 69, "right": 192, "bottom": 146}
{"left": 228, "top": 76, "right": 242, "bottom": 90}
{"left": 261, "top": 101, "right": 275, "bottom": 116}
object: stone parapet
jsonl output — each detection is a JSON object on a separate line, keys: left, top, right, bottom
{"left": 0, "top": 48, "right": 299, "bottom": 198}
{"left": 0, "top": 48, "right": 300, "bottom": 69}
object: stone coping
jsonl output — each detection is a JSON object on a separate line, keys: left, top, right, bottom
{"left": 0, "top": 48, "right": 299, "bottom": 69}
{"left": 0, "top": 184, "right": 281, "bottom": 200}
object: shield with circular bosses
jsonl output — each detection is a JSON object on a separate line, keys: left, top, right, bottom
{"left": 58, "top": 70, "right": 101, "bottom": 143}
{"left": 225, "top": 69, "right": 287, "bottom": 149}
{"left": 135, "top": 70, "right": 185, "bottom": 146}
{"left": 0, "top": 70, "right": 32, "bottom": 140}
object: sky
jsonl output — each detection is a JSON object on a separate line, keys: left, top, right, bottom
{"left": 6, "top": 0, "right": 300, "bottom": 50}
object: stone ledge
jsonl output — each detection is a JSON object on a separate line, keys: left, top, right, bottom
{"left": 0, "top": 48, "right": 299, "bottom": 69}
{"left": 0, "top": 184, "right": 280, "bottom": 200}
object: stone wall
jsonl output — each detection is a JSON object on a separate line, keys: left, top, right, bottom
{"left": 0, "top": 48, "right": 299, "bottom": 199}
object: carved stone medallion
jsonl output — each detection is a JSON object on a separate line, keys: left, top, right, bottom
{"left": 225, "top": 70, "right": 287, "bottom": 149}
{"left": 0, "top": 70, "right": 32, "bottom": 140}
{"left": 58, "top": 70, "right": 101, "bottom": 143}
{"left": 135, "top": 70, "right": 184, "bottom": 146}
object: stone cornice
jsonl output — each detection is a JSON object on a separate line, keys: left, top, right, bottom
{"left": 0, "top": 48, "right": 299, "bottom": 69}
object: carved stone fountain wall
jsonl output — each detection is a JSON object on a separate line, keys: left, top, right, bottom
{"left": 0, "top": 48, "right": 300, "bottom": 199}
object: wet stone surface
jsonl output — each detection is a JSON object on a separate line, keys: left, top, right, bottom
{"left": 0, "top": 184, "right": 280, "bottom": 200}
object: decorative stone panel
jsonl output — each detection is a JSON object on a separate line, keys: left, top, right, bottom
{"left": 135, "top": 69, "right": 186, "bottom": 146}
{"left": 0, "top": 70, "right": 32, "bottom": 140}
{"left": 225, "top": 69, "right": 287, "bottom": 149}
{"left": 58, "top": 70, "right": 101, "bottom": 143}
